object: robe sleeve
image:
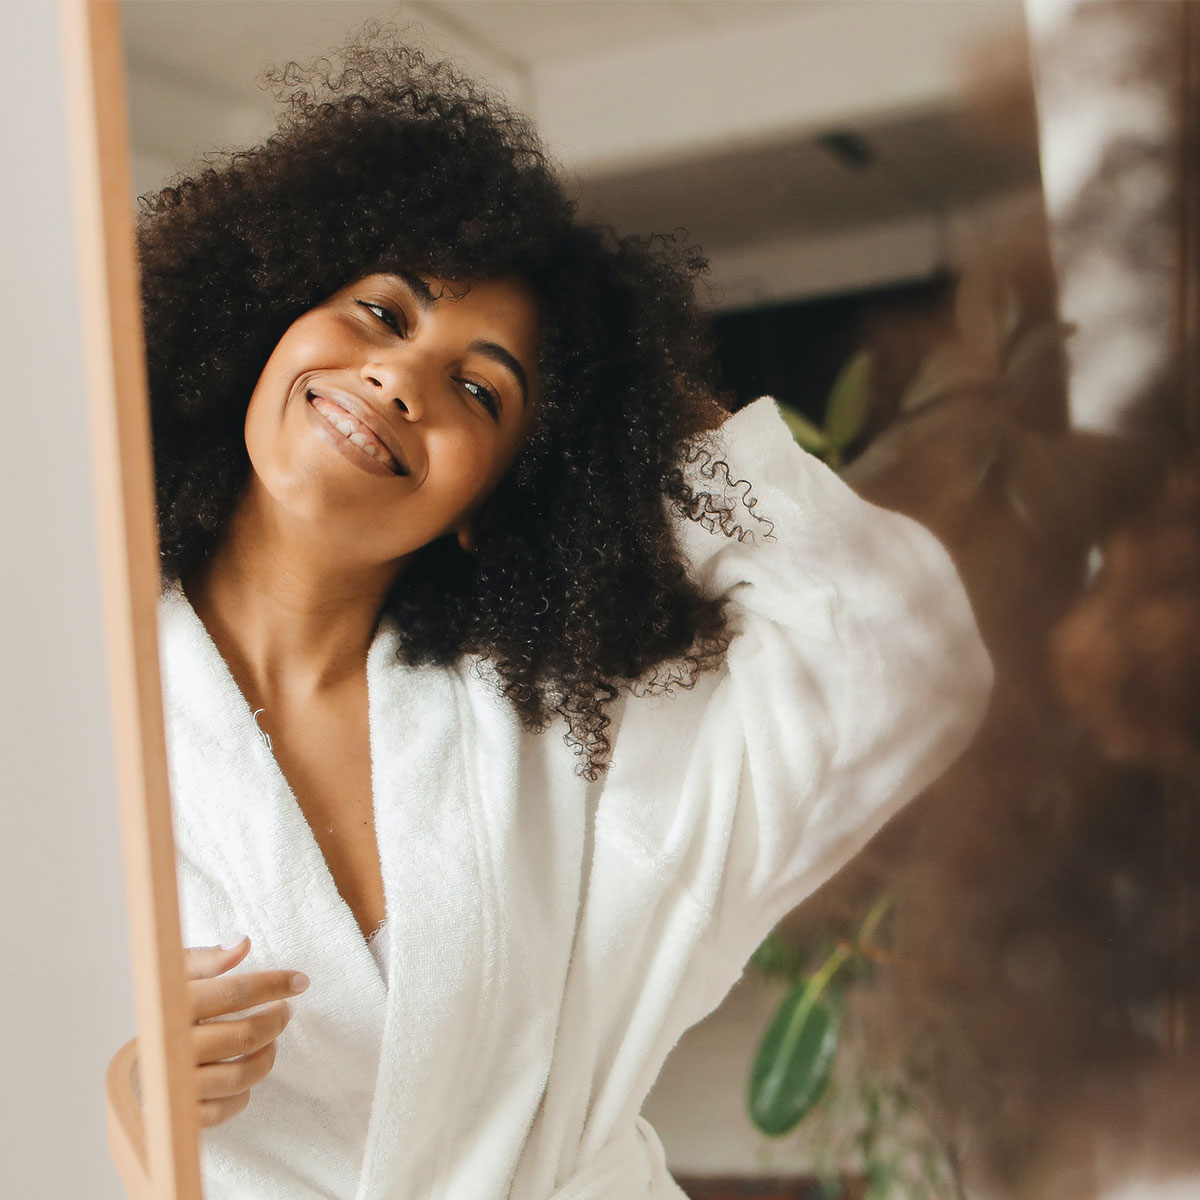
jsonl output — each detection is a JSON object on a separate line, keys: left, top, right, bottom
{"left": 604, "top": 394, "right": 993, "bottom": 946}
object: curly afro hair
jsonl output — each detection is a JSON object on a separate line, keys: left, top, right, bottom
{"left": 138, "top": 28, "right": 753, "bottom": 776}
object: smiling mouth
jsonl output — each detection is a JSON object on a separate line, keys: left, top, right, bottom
{"left": 306, "top": 391, "right": 408, "bottom": 476}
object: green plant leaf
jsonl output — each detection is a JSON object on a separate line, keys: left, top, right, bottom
{"left": 776, "top": 403, "right": 830, "bottom": 455}
{"left": 857, "top": 894, "right": 893, "bottom": 946}
{"left": 825, "top": 351, "right": 873, "bottom": 452}
{"left": 749, "top": 929, "right": 804, "bottom": 980}
{"left": 748, "top": 984, "right": 841, "bottom": 1136}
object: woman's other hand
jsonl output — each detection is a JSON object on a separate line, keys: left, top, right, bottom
{"left": 185, "top": 936, "right": 309, "bottom": 1128}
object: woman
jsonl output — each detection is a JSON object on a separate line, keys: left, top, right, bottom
{"left": 144, "top": 34, "right": 992, "bottom": 1200}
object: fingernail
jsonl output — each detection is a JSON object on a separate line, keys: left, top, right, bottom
{"left": 221, "top": 935, "right": 247, "bottom": 951}
{"left": 289, "top": 972, "right": 310, "bottom": 994}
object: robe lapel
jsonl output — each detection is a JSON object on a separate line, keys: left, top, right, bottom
{"left": 159, "top": 587, "right": 389, "bottom": 1142}
{"left": 358, "top": 623, "right": 490, "bottom": 1200}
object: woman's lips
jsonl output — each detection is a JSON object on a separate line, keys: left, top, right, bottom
{"left": 309, "top": 396, "right": 399, "bottom": 469}
{"left": 303, "top": 395, "right": 404, "bottom": 478}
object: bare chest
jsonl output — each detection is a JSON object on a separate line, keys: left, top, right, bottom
{"left": 265, "top": 684, "right": 385, "bottom": 940}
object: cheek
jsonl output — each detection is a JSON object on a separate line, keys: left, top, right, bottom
{"left": 429, "top": 427, "right": 507, "bottom": 501}
{"left": 242, "top": 388, "right": 271, "bottom": 461}
{"left": 243, "top": 342, "right": 298, "bottom": 442}
{"left": 243, "top": 372, "right": 289, "bottom": 469}
{"left": 252, "top": 311, "right": 354, "bottom": 395}
{"left": 243, "top": 317, "right": 346, "bottom": 449}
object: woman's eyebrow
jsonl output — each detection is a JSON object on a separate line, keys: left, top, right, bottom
{"left": 470, "top": 340, "right": 529, "bottom": 408}
{"left": 391, "top": 270, "right": 437, "bottom": 311}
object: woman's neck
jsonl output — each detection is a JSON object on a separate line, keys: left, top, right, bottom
{"left": 182, "top": 490, "right": 404, "bottom": 706}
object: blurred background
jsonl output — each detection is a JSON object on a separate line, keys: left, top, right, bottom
{"left": 118, "top": 2, "right": 1200, "bottom": 1199}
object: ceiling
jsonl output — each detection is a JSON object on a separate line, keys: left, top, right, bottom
{"left": 120, "top": 1, "right": 820, "bottom": 107}
{"left": 416, "top": 0, "right": 826, "bottom": 59}
{"left": 119, "top": 0, "right": 1039, "bottom": 304}
{"left": 576, "top": 105, "right": 1039, "bottom": 250}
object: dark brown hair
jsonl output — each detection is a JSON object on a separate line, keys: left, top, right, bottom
{"left": 138, "top": 31, "right": 752, "bottom": 775}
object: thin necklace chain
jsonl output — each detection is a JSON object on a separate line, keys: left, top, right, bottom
{"left": 251, "top": 707, "right": 272, "bottom": 752}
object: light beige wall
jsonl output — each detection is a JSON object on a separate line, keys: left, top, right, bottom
{"left": 0, "top": 4, "right": 135, "bottom": 1197}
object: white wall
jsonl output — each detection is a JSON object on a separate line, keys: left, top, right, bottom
{"left": 0, "top": 4, "right": 135, "bottom": 1197}
{"left": 644, "top": 974, "right": 811, "bottom": 1175}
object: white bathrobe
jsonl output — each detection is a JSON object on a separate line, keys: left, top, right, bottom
{"left": 160, "top": 396, "right": 992, "bottom": 1200}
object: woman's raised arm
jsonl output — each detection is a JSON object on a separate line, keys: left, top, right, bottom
{"left": 602, "top": 395, "right": 993, "bottom": 942}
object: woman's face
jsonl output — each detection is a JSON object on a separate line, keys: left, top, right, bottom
{"left": 241, "top": 272, "right": 540, "bottom": 568}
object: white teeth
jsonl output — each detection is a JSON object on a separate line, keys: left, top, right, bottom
{"left": 314, "top": 400, "right": 399, "bottom": 471}
{"left": 347, "top": 430, "right": 384, "bottom": 459}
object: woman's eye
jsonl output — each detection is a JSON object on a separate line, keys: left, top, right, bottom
{"left": 355, "top": 299, "right": 403, "bottom": 334}
{"left": 460, "top": 379, "right": 500, "bottom": 418}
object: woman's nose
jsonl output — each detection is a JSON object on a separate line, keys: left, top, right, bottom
{"left": 361, "top": 359, "right": 424, "bottom": 421}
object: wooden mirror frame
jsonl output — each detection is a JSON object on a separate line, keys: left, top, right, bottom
{"left": 60, "top": 1, "right": 201, "bottom": 1196}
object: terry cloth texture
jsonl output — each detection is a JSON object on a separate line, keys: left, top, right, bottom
{"left": 161, "top": 395, "right": 993, "bottom": 1200}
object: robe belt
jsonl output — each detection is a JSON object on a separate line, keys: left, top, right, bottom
{"left": 545, "top": 1118, "right": 678, "bottom": 1200}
